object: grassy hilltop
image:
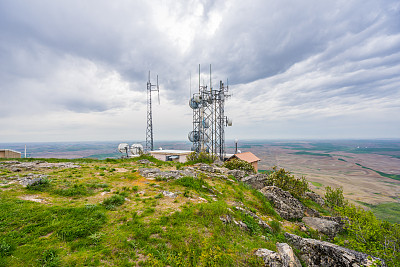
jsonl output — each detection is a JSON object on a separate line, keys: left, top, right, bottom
{"left": 0, "top": 156, "right": 399, "bottom": 266}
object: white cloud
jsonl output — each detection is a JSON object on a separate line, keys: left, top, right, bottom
{"left": 0, "top": 0, "right": 399, "bottom": 142}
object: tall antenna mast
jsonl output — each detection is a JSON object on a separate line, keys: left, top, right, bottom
{"left": 145, "top": 71, "right": 160, "bottom": 152}
{"left": 188, "top": 64, "right": 231, "bottom": 160}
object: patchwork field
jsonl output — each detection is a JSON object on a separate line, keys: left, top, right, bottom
{"left": 237, "top": 140, "right": 400, "bottom": 223}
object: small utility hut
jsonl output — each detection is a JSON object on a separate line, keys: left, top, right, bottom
{"left": 229, "top": 152, "right": 261, "bottom": 172}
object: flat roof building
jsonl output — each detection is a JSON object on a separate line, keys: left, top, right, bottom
{"left": 149, "top": 150, "right": 192, "bottom": 163}
{"left": 0, "top": 149, "right": 21, "bottom": 159}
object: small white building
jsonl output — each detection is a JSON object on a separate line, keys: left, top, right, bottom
{"left": 0, "top": 149, "right": 21, "bottom": 158}
{"left": 149, "top": 150, "right": 192, "bottom": 163}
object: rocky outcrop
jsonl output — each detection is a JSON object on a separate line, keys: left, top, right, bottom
{"left": 194, "top": 163, "right": 215, "bottom": 172}
{"left": 241, "top": 173, "right": 268, "bottom": 189}
{"left": 17, "top": 174, "right": 49, "bottom": 187}
{"left": 139, "top": 168, "right": 161, "bottom": 178}
{"left": 302, "top": 217, "right": 343, "bottom": 238}
{"left": 139, "top": 168, "right": 196, "bottom": 179}
{"left": 305, "top": 191, "right": 325, "bottom": 206}
{"left": 277, "top": 243, "right": 302, "bottom": 267}
{"left": 235, "top": 206, "right": 273, "bottom": 232}
{"left": 285, "top": 233, "right": 386, "bottom": 267}
{"left": 226, "top": 169, "right": 245, "bottom": 180}
{"left": 255, "top": 248, "right": 282, "bottom": 267}
{"left": 162, "top": 190, "right": 178, "bottom": 198}
{"left": 304, "top": 207, "right": 320, "bottom": 217}
{"left": 137, "top": 159, "right": 152, "bottom": 165}
{"left": 259, "top": 186, "right": 304, "bottom": 220}
{"left": 255, "top": 243, "right": 301, "bottom": 267}
{"left": 219, "top": 214, "right": 249, "bottom": 230}
{"left": 1, "top": 161, "right": 80, "bottom": 171}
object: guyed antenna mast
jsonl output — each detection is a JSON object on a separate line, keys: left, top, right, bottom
{"left": 145, "top": 71, "right": 160, "bottom": 152}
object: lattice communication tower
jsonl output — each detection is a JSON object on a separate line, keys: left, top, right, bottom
{"left": 145, "top": 71, "right": 160, "bottom": 152}
{"left": 188, "top": 65, "right": 232, "bottom": 160}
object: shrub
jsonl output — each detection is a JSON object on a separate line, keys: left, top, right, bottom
{"left": 0, "top": 239, "right": 14, "bottom": 257}
{"left": 324, "top": 186, "right": 346, "bottom": 208}
{"left": 54, "top": 184, "right": 89, "bottom": 197}
{"left": 26, "top": 177, "right": 50, "bottom": 191}
{"left": 265, "top": 166, "right": 309, "bottom": 199}
{"left": 224, "top": 158, "right": 255, "bottom": 174}
{"left": 39, "top": 249, "right": 59, "bottom": 267}
{"left": 336, "top": 204, "right": 400, "bottom": 266}
{"left": 186, "top": 152, "right": 217, "bottom": 164}
{"left": 102, "top": 194, "right": 126, "bottom": 210}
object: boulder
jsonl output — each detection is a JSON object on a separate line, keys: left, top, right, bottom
{"left": 305, "top": 191, "right": 325, "bottom": 206}
{"left": 241, "top": 173, "right": 268, "bottom": 189}
{"left": 137, "top": 159, "right": 152, "bottom": 165}
{"left": 259, "top": 186, "right": 304, "bottom": 220}
{"left": 304, "top": 207, "right": 320, "bottom": 217}
{"left": 255, "top": 244, "right": 301, "bottom": 267}
{"left": 212, "top": 164, "right": 229, "bottom": 173}
{"left": 285, "top": 233, "right": 386, "bottom": 267}
{"left": 139, "top": 168, "right": 161, "bottom": 178}
{"left": 302, "top": 217, "right": 343, "bottom": 238}
{"left": 194, "top": 163, "right": 214, "bottom": 172}
{"left": 227, "top": 169, "right": 245, "bottom": 180}
{"left": 162, "top": 190, "right": 177, "bottom": 198}
{"left": 276, "top": 243, "right": 302, "bottom": 267}
{"left": 18, "top": 174, "right": 48, "bottom": 187}
{"left": 254, "top": 248, "right": 282, "bottom": 267}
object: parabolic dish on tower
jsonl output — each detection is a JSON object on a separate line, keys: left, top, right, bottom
{"left": 189, "top": 98, "right": 200, "bottom": 109}
{"left": 188, "top": 131, "right": 200, "bottom": 142}
{"left": 118, "top": 143, "right": 129, "bottom": 153}
{"left": 130, "top": 144, "right": 143, "bottom": 155}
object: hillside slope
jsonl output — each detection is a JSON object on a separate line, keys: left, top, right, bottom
{"left": 0, "top": 157, "right": 397, "bottom": 266}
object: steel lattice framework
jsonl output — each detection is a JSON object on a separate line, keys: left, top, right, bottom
{"left": 188, "top": 65, "right": 231, "bottom": 160}
{"left": 145, "top": 71, "right": 159, "bottom": 152}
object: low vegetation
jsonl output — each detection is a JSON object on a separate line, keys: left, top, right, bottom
{"left": 324, "top": 187, "right": 400, "bottom": 266}
{"left": 224, "top": 158, "right": 256, "bottom": 174}
{"left": 265, "top": 166, "right": 309, "bottom": 199}
{"left": 186, "top": 152, "right": 217, "bottom": 164}
{"left": 0, "top": 156, "right": 398, "bottom": 266}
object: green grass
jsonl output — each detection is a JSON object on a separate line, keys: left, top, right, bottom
{"left": 365, "top": 202, "right": 400, "bottom": 224}
{"left": 1, "top": 157, "right": 399, "bottom": 266}
{"left": 0, "top": 159, "right": 287, "bottom": 266}
{"left": 310, "top": 181, "right": 323, "bottom": 188}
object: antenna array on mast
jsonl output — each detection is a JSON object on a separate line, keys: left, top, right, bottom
{"left": 188, "top": 64, "right": 232, "bottom": 160}
{"left": 146, "top": 71, "right": 160, "bottom": 152}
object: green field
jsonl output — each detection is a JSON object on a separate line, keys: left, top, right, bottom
{"left": 355, "top": 163, "right": 400, "bottom": 181}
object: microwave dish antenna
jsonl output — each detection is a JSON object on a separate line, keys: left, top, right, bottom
{"left": 130, "top": 144, "right": 143, "bottom": 156}
{"left": 189, "top": 97, "right": 201, "bottom": 109}
{"left": 118, "top": 143, "right": 130, "bottom": 157}
{"left": 188, "top": 131, "right": 200, "bottom": 142}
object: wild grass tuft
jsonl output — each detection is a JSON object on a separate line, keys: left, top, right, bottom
{"left": 102, "top": 194, "right": 126, "bottom": 210}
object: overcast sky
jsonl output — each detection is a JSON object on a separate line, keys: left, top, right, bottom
{"left": 1, "top": 0, "right": 399, "bottom": 143}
